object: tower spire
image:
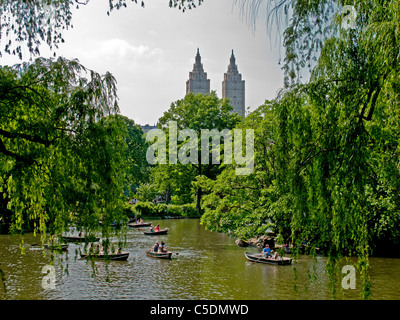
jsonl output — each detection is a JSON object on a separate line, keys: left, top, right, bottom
{"left": 222, "top": 50, "right": 245, "bottom": 117}
{"left": 186, "top": 48, "right": 210, "bottom": 95}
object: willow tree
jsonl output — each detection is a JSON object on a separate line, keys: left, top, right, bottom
{"left": 283, "top": 0, "right": 400, "bottom": 298}
{"left": 199, "top": 0, "right": 399, "bottom": 299}
{"left": 0, "top": 57, "right": 127, "bottom": 239}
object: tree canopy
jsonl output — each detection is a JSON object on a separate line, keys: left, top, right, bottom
{"left": 198, "top": 0, "right": 400, "bottom": 299}
{"left": 0, "top": 57, "right": 128, "bottom": 237}
{"left": 155, "top": 92, "right": 242, "bottom": 211}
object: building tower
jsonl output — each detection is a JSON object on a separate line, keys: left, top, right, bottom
{"left": 222, "top": 50, "right": 245, "bottom": 117}
{"left": 186, "top": 48, "right": 211, "bottom": 95}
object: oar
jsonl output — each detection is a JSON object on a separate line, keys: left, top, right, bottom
{"left": 78, "top": 248, "right": 90, "bottom": 260}
{"left": 134, "top": 250, "right": 149, "bottom": 259}
{"left": 78, "top": 248, "right": 91, "bottom": 260}
{"left": 30, "top": 244, "right": 44, "bottom": 250}
{"left": 251, "top": 252, "right": 271, "bottom": 263}
{"left": 254, "top": 255, "right": 265, "bottom": 263}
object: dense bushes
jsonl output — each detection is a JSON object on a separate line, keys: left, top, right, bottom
{"left": 127, "top": 202, "right": 199, "bottom": 219}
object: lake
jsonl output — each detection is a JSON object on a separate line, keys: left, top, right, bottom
{"left": 0, "top": 219, "right": 399, "bottom": 300}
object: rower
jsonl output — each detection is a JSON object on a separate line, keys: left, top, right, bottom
{"left": 160, "top": 241, "right": 167, "bottom": 252}
{"left": 262, "top": 244, "right": 273, "bottom": 258}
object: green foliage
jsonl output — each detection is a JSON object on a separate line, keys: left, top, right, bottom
{"left": 122, "top": 201, "right": 136, "bottom": 218}
{"left": 132, "top": 201, "right": 199, "bottom": 218}
{"left": 157, "top": 92, "right": 242, "bottom": 211}
{"left": 199, "top": 0, "right": 400, "bottom": 299}
{"left": 150, "top": 163, "right": 197, "bottom": 205}
{"left": 117, "top": 115, "right": 150, "bottom": 195}
{"left": 135, "top": 182, "right": 157, "bottom": 202}
{"left": 159, "top": 91, "right": 241, "bottom": 132}
{"left": 198, "top": 104, "right": 279, "bottom": 239}
{"left": 0, "top": 57, "right": 126, "bottom": 238}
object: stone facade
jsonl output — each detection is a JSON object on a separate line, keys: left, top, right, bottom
{"left": 222, "top": 50, "right": 245, "bottom": 117}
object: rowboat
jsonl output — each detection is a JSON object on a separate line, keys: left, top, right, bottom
{"left": 144, "top": 228, "right": 169, "bottom": 235}
{"left": 145, "top": 250, "right": 173, "bottom": 259}
{"left": 128, "top": 222, "right": 152, "bottom": 228}
{"left": 244, "top": 252, "right": 292, "bottom": 265}
{"left": 80, "top": 252, "right": 129, "bottom": 261}
{"left": 61, "top": 235, "right": 100, "bottom": 243}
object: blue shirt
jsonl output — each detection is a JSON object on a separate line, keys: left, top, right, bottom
{"left": 263, "top": 247, "right": 271, "bottom": 255}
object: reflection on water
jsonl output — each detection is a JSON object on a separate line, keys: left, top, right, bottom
{"left": 0, "top": 219, "right": 399, "bottom": 300}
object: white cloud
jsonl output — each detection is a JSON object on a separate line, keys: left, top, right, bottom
{"left": 99, "top": 39, "right": 149, "bottom": 58}
{"left": 74, "top": 38, "right": 162, "bottom": 64}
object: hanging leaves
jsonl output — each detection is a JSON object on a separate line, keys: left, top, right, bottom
{"left": 0, "top": 57, "right": 126, "bottom": 238}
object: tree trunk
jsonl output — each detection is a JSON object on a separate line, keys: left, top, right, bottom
{"left": 165, "top": 186, "right": 171, "bottom": 205}
{"left": 196, "top": 158, "right": 202, "bottom": 213}
{"left": 196, "top": 187, "right": 202, "bottom": 213}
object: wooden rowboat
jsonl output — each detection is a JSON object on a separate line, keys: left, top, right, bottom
{"left": 80, "top": 252, "right": 129, "bottom": 261}
{"left": 244, "top": 252, "right": 292, "bottom": 265}
{"left": 128, "top": 222, "right": 152, "bottom": 228}
{"left": 145, "top": 250, "right": 173, "bottom": 259}
{"left": 61, "top": 235, "right": 100, "bottom": 243}
{"left": 144, "top": 228, "right": 169, "bottom": 236}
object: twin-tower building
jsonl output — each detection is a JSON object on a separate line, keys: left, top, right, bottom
{"left": 186, "top": 49, "right": 245, "bottom": 117}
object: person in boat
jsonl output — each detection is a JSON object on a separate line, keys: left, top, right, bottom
{"left": 153, "top": 242, "right": 159, "bottom": 252}
{"left": 262, "top": 244, "right": 273, "bottom": 258}
{"left": 154, "top": 224, "right": 160, "bottom": 232}
{"left": 160, "top": 241, "right": 167, "bottom": 253}
{"left": 116, "top": 247, "right": 122, "bottom": 254}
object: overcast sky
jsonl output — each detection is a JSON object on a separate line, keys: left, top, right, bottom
{"left": 1, "top": 0, "right": 286, "bottom": 126}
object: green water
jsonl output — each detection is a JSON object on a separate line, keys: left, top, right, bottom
{"left": 0, "top": 219, "right": 399, "bottom": 300}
